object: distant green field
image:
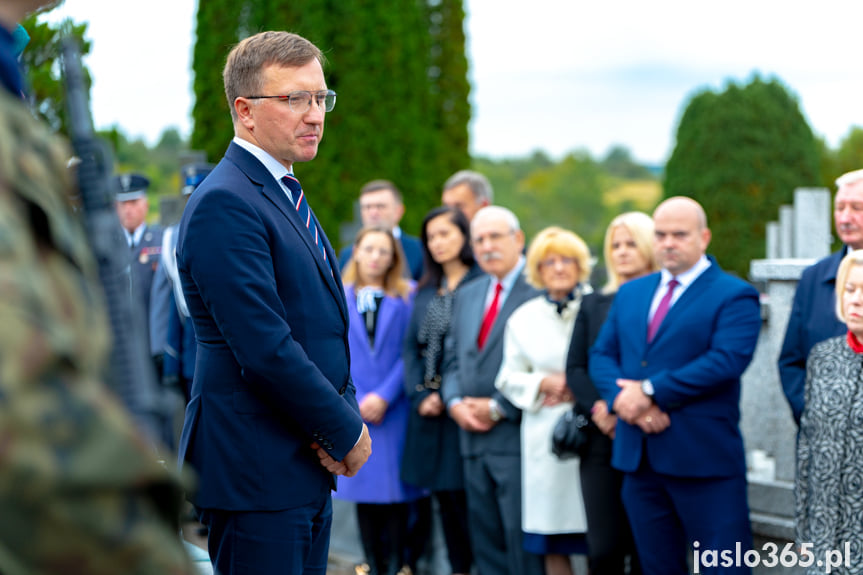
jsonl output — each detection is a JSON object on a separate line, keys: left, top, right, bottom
{"left": 603, "top": 179, "right": 663, "bottom": 212}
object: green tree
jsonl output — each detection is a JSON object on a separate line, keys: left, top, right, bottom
{"left": 22, "top": 12, "right": 91, "bottom": 134}
{"left": 833, "top": 127, "right": 863, "bottom": 181}
{"left": 602, "top": 145, "right": 654, "bottom": 180}
{"left": 190, "top": 1, "right": 471, "bottom": 242}
{"left": 478, "top": 151, "right": 609, "bottom": 251}
{"left": 664, "top": 75, "right": 820, "bottom": 277}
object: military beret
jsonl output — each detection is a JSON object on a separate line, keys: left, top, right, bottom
{"left": 181, "top": 163, "right": 214, "bottom": 196}
{"left": 114, "top": 173, "right": 150, "bottom": 202}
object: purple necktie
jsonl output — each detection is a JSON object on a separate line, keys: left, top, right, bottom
{"left": 281, "top": 174, "right": 327, "bottom": 262}
{"left": 647, "top": 278, "right": 679, "bottom": 343}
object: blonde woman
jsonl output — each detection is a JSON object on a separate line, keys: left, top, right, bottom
{"left": 796, "top": 249, "right": 863, "bottom": 575}
{"left": 495, "top": 226, "right": 593, "bottom": 575}
{"left": 564, "top": 211, "right": 657, "bottom": 575}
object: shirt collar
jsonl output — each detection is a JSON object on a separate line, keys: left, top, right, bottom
{"left": 233, "top": 136, "right": 292, "bottom": 183}
{"left": 496, "top": 255, "right": 526, "bottom": 293}
{"left": 660, "top": 254, "right": 711, "bottom": 288}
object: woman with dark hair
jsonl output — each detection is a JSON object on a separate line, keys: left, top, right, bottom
{"left": 336, "top": 227, "right": 423, "bottom": 575}
{"left": 400, "top": 206, "right": 481, "bottom": 575}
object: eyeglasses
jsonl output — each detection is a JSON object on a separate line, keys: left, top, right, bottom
{"left": 245, "top": 90, "right": 337, "bottom": 113}
{"left": 539, "top": 256, "right": 578, "bottom": 269}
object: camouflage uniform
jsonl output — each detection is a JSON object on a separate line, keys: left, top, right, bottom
{"left": 0, "top": 88, "right": 196, "bottom": 573}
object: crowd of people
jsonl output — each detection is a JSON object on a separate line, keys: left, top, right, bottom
{"left": 97, "top": 32, "right": 863, "bottom": 575}
{"left": 4, "top": 7, "right": 863, "bottom": 573}
{"left": 330, "top": 167, "right": 863, "bottom": 575}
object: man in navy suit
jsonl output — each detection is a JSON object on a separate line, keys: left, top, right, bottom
{"left": 176, "top": 31, "right": 371, "bottom": 575}
{"left": 590, "top": 197, "right": 761, "bottom": 574}
{"left": 339, "top": 179, "right": 424, "bottom": 280}
{"left": 779, "top": 168, "right": 863, "bottom": 424}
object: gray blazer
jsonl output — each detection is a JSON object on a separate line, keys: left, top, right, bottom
{"left": 441, "top": 271, "right": 539, "bottom": 457}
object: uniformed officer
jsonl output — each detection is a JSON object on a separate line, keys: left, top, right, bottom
{"left": 115, "top": 173, "right": 164, "bottom": 371}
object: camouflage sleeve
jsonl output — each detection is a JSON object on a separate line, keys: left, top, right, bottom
{"left": 0, "top": 96, "right": 196, "bottom": 575}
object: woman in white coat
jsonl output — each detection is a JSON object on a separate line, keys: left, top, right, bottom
{"left": 495, "top": 226, "right": 592, "bottom": 575}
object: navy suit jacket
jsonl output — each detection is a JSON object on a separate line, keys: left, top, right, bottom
{"left": 339, "top": 233, "right": 424, "bottom": 281}
{"left": 176, "top": 142, "right": 363, "bottom": 511}
{"left": 589, "top": 258, "right": 761, "bottom": 478}
{"left": 778, "top": 249, "right": 846, "bottom": 424}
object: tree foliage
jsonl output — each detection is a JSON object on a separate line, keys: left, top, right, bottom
{"left": 21, "top": 12, "right": 91, "bottom": 134}
{"left": 664, "top": 75, "right": 820, "bottom": 277}
{"left": 190, "top": 0, "right": 471, "bottom": 243}
{"left": 819, "top": 126, "right": 863, "bottom": 189}
{"left": 602, "top": 145, "right": 654, "bottom": 180}
{"left": 475, "top": 151, "right": 638, "bottom": 259}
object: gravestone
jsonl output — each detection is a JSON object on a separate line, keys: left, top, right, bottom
{"left": 743, "top": 187, "right": 830, "bottom": 549}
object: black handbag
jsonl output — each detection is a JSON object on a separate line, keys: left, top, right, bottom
{"left": 551, "top": 404, "right": 591, "bottom": 460}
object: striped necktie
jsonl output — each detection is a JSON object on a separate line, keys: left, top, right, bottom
{"left": 281, "top": 174, "right": 327, "bottom": 262}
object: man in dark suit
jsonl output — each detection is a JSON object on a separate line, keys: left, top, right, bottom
{"left": 339, "top": 179, "right": 424, "bottom": 280}
{"left": 441, "top": 205, "right": 543, "bottom": 575}
{"left": 590, "top": 197, "right": 761, "bottom": 575}
{"left": 175, "top": 31, "right": 371, "bottom": 575}
{"left": 779, "top": 168, "right": 863, "bottom": 424}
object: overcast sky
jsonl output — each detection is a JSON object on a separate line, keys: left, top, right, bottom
{"left": 44, "top": 0, "right": 863, "bottom": 166}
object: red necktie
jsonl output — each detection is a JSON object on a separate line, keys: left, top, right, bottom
{"left": 647, "top": 278, "right": 679, "bottom": 343}
{"left": 477, "top": 282, "right": 503, "bottom": 350}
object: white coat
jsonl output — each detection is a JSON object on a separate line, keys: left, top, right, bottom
{"left": 495, "top": 293, "right": 588, "bottom": 535}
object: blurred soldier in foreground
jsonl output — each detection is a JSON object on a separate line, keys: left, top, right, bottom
{"left": 0, "top": 2, "right": 195, "bottom": 573}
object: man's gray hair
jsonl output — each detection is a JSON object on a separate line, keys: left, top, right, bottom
{"left": 444, "top": 170, "right": 494, "bottom": 204}
{"left": 836, "top": 169, "right": 863, "bottom": 189}
{"left": 471, "top": 205, "right": 520, "bottom": 234}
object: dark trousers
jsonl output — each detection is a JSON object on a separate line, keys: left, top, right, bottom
{"left": 463, "top": 454, "right": 544, "bottom": 575}
{"left": 356, "top": 502, "right": 409, "bottom": 575}
{"left": 621, "top": 459, "right": 752, "bottom": 575}
{"left": 404, "top": 491, "right": 473, "bottom": 573}
{"left": 199, "top": 496, "right": 332, "bottom": 575}
{"left": 579, "top": 430, "right": 641, "bottom": 575}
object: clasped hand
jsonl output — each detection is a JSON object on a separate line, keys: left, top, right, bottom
{"left": 539, "top": 373, "right": 572, "bottom": 406}
{"left": 311, "top": 423, "right": 372, "bottom": 477}
{"left": 449, "top": 397, "right": 494, "bottom": 432}
{"left": 613, "top": 379, "right": 670, "bottom": 434}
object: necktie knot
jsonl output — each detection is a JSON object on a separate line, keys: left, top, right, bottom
{"left": 281, "top": 174, "right": 302, "bottom": 196}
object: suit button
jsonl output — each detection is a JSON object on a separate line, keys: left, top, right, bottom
{"left": 641, "top": 361, "right": 648, "bottom": 367}
{"left": 416, "top": 384, "right": 424, "bottom": 392}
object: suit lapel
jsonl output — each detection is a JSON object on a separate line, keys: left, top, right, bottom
{"left": 478, "top": 275, "right": 532, "bottom": 356}
{"left": 227, "top": 143, "right": 348, "bottom": 323}
{"left": 466, "top": 276, "right": 491, "bottom": 351}
{"left": 650, "top": 262, "right": 718, "bottom": 343}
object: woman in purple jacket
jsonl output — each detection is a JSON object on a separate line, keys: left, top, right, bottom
{"left": 336, "top": 226, "right": 424, "bottom": 575}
